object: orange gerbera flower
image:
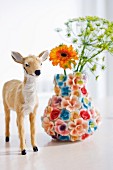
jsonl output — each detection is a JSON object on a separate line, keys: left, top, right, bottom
{"left": 49, "top": 44, "right": 78, "bottom": 69}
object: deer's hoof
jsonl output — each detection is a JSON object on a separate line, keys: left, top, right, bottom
{"left": 33, "top": 146, "right": 38, "bottom": 152}
{"left": 6, "top": 136, "right": 9, "bottom": 142}
{"left": 21, "top": 149, "right": 27, "bottom": 155}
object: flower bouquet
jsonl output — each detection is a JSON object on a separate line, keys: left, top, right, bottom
{"left": 41, "top": 16, "right": 113, "bottom": 141}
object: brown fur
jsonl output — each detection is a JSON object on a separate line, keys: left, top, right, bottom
{"left": 2, "top": 51, "right": 48, "bottom": 154}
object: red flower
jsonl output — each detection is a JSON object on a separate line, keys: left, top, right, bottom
{"left": 81, "top": 133, "right": 89, "bottom": 140}
{"left": 81, "top": 86, "right": 87, "bottom": 95}
{"left": 50, "top": 108, "right": 61, "bottom": 120}
{"left": 80, "top": 110, "right": 90, "bottom": 120}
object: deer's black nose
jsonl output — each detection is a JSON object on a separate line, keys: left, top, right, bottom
{"left": 35, "top": 70, "right": 41, "bottom": 76}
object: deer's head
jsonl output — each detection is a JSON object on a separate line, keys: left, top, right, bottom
{"left": 11, "top": 51, "right": 49, "bottom": 77}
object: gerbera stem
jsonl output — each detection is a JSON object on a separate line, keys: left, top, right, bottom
{"left": 64, "top": 69, "right": 67, "bottom": 76}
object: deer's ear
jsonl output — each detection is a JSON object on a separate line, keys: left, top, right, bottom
{"left": 38, "top": 50, "right": 49, "bottom": 62}
{"left": 11, "top": 51, "right": 24, "bottom": 64}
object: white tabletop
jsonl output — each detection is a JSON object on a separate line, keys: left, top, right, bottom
{"left": 0, "top": 96, "right": 113, "bottom": 170}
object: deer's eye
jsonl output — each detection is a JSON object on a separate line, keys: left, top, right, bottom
{"left": 25, "top": 63, "right": 30, "bottom": 67}
{"left": 41, "top": 63, "right": 42, "bottom": 66}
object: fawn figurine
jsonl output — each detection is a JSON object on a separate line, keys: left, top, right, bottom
{"left": 2, "top": 50, "right": 48, "bottom": 155}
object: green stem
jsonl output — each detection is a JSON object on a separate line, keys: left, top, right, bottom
{"left": 79, "top": 49, "right": 104, "bottom": 72}
{"left": 64, "top": 69, "right": 67, "bottom": 76}
{"left": 75, "top": 22, "right": 89, "bottom": 72}
{"left": 76, "top": 57, "right": 82, "bottom": 72}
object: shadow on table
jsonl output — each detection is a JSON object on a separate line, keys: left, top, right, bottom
{"left": 37, "top": 133, "right": 80, "bottom": 148}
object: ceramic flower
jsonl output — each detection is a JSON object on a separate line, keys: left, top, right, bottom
{"left": 80, "top": 110, "right": 91, "bottom": 120}
{"left": 50, "top": 108, "right": 61, "bottom": 120}
{"left": 88, "top": 119, "right": 98, "bottom": 133}
{"left": 81, "top": 97, "right": 91, "bottom": 109}
{"left": 60, "top": 108, "right": 70, "bottom": 121}
{"left": 89, "top": 108, "right": 96, "bottom": 119}
{"left": 70, "top": 110, "right": 80, "bottom": 121}
{"left": 67, "top": 72, "right": 86, "bottom": 88}
{"left": 96, "top": 114, "right": 101, "bottom": 125}
{"left": 68, "top": 118, "right": 88, "bottom": 136}
{"left": 70, "top": 135, "right": 79, "bottom": 142}
{"left": 61, "top": 95, "right": 81, "bottom": 111}
{"left": 55, "top": 119, "right": 70, "bottom": 136}
{"left": 67, "top": 73, "right": 74, "bottom": 86}
{"left": 44, "top": 106, "right": 53, "bottom": 116}
{"left": 49, "top": 44, "right": 78, "bottom": 70}
{"left": 73, "top": 89, "right": 81, "bottom": 97}
{"left": 42, "top": 117, "right": 55, "bottom": 136}
{"left": 67, "top": 75, "right": 82, "bottom": 97}
{"left": 73, "top": 75, "right": 84, "bottom": 87}
{"left": 54, "top": 85, "right": 61, "bottom": 95}
{"left": 81, "top": 86, "right": 88, "bottom": 96}
{"left": 49, "top": 95, "right": 62, "bottom": 108}
{"left": 61, "top": 86, "right": 71, "bottom": 97}
{"left": 58, "top": 135, "right": 70, "bottom": 141}
{"left": 81, "top": 133, "right": 89, "bottom": 140}
{"left": 55, "top": 74, "right": 67, "bottom": 87}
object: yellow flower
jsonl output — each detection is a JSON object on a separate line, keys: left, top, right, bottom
{"left": 70, "top": 135, "right": 79, "bottom": 141}
{"left": 54, "top": 86, "right": 61, "bottom": 96}
{"left": 49, "top": 44, "right": 78, "bottom": 69}
{"left": 70, "top": 110, "right": 80, "bottom": 121}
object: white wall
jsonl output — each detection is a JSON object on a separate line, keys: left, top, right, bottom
{"left": 0, "top": 0, "right": 82, "bottom": 99}
{"left": 105, "top": 0, "right": 113, "bottom": 96}
{"left": 0, "top": 0, "right": 113, "bottom": 101}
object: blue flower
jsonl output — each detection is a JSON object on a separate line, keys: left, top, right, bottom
{"left": 81, "top": 97, "right": 91, "bottom": 109}
{"left": 58, "top": 135, "right": 70, "bottom": 141}
{"left": 89, "top": 120, "right": 95, "bottom": 127}
{"left": 61, "top": 86, "right": 71, "bottom": 96}
{"left": 60, "top": 109, "right": 70, "bottom": 121}
{"left": 94, "top": 126, "right": 98, "bottom": 131}
{"left": 88, "top": 127, "right": 92, "bottom": 134}
{"left": 88, "top": 120, "right": 98, "bottom": 133}
{"left": 55, "top": 74, "right": 67, "bottom": 87}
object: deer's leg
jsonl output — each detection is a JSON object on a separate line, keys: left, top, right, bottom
{"left": 17, "top": 114, "right": 26, "bottom": 155}
{"left": 29, "top": 111, "right": 38, "bottom": 152}
{"left": 4, "top": 102, "right": 10, "bottom": 142}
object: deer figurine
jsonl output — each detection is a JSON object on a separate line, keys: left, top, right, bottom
{"left": 2, "top": 50, "right": 48, "bottom": 155}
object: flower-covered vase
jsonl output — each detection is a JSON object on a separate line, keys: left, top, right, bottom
{"left": 41, "top": 72, "right": 101, "bottom": 142}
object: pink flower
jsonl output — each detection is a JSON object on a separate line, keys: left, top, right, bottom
{"left": 90, "top": 109, "right": 95, "bottom": 115}
{"left": 44, "top": 106, "right": 53, "bottom": 116}
{"left": 89, "top": 109, "right": 95, "bottom": 118}
{"left": 61, "top": 95, "right": 81, "bottom": 111}
{"left": 49, "top": 95, "right": 62, "bottom": 108}
{"left": 96, "top": 115, "right": 101, "bottom": 125}
{"left": 42, "top": 117, "right": 55, "bottom": 136}
{"left": 73, "top": 77, "right": 84, "bottom": 87}
{"left": 67, "top": 73, "right": 74, "bottom": 86}
{"left": 80, "top": 110, "right": 90, "bottom": 120}
{"left": 68, "top": 118, "right": 88, "bottom": 136}
{"left": 95, "top": 109, "right": 101, "bottom": 125}
{"left": 55, "top": 119, "right": 69, "bottom": 136}
{"left": 73, "top": 72, "right": 85, "bottom": 87}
